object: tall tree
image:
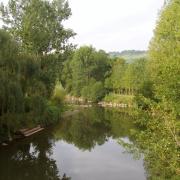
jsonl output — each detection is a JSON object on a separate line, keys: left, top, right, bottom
{"left": 105, "top": 58, "right": 126, "bottom": 93}
{"left": 148, "top": 0, "right": 180, "bottom": 113}
{"left": 133, "top": 1, "right": 180, "bottom": 178}
{"left": 0, "top": 0, "right": 75, "bottom": 54}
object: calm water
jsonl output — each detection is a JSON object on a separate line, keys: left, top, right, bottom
{"left": 0, "top": 107, "right": 146, "bottom": 180}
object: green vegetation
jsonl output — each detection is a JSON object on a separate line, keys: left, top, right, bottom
{"left": 62, "top": 46, "right": 110, "bottom": 102}
{"left": 0, "top": 0, "right": 179, "bottom": 179}
{"left": 104, "top": 93, "right": 134, "bottom": 105}
{"left": 0, "top": 0, "right": 74, "bottom": 141}
{"left": 105, "top": 58, "right": 147, "bottom": 95}
{"left": 0, "top": 107, "right": 136, "bottom": 180}
{"left": 0, "top": 0, "right": 74, "bottom": 54}
{"left": 62, "top": 47, "right": 147, "bottom": 103}
{"left": 61, "top": 0, "right": 179, "bottom": 178}
{"left": 122, "top": 1, "right": 180, "bottom": 179}
{"left": 54, "top": 107, "right": 134, "bottom": 151}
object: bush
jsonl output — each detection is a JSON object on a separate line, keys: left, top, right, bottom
{"left": 44, "top": 105, "right": 61, "bottom": 126}
{"left": 90, "top": 82, "right": 105, "bottom": 102}
{"left": 134, "top": 94, "right": 152, "bottom": 110}
{"left": 51, "top": 81, "right": 66, "bottom": 107}
{"left": 81, "top": 81, "right": 105, "bottom": 102}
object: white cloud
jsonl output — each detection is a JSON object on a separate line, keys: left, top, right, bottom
{"left": 65, "top": 0, "right": 164, "bottom": 51}
{"left": 0, "top": 0, "right": 164, "bottom": 51}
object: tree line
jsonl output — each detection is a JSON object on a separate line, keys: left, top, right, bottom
{"left": 0, "top": 0, "right": 179, "bottom": 178}
{"left": 61, "top": 46, "right": 148, "bottom": 103}
{"left": 60, "top": 0, "right": 179, "bottom": 178}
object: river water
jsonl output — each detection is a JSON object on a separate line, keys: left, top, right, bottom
{"left": 0, "top": 107, "right": 146, "bottom": 180}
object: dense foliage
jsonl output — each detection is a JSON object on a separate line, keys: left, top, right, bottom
{"left": 0, "top": 0, "right": 74, "bottom": 142}
{"left": 62, "top": 46, "right": 110, "bottom": 102}
{"left": 0, "top": 0, "right": 179, "bottom": 179}
{"left": 0, "top": 0, "right": 75, "bottom": 54}
{"left": 62, "top": 45, "right": 148, "bottom": 104}
{"left": 128, "top": 1, "right": 180, "bottom": 179}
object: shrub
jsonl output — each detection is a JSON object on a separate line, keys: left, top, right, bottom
{"left": 81, "top": 81, "right": 105, "bottom": 102}
{"left": 44, "top": 105, "right": 61, "bottom": 126}
{"left": 51, "top": 81, "right": 66, "bottom": 107}
{"left": 90, "top": 82, "right": 105, "bottom": 102}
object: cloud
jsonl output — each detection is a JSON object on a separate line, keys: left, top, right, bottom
{"left": 65, "top": 0, "right": 164, "bottom": 51}
{"left": 0, "top": 0, "right": 164, "bottom": 51}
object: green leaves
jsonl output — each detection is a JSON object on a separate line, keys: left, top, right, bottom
{"left": 132, "top": 1, "right": 180, "bottom": 178}
{"left": 0, "top": 0, "right": 75, "bottom": 54}
{"left": 63, "top": 46, "right": 109, "bottom": 100}
{"left": 148, "top": 0, "right": 180, "bottom": 113}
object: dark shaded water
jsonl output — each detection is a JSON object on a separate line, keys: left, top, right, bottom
{"left": 0, "top": 107, "right": 146, "bottom": 180}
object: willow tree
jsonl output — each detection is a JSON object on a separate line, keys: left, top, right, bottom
{"left": 0, "top": 0, "right": 75, "bottom": 141}
{"left": 0, "top": 30, "right": 25, "bottom": 141}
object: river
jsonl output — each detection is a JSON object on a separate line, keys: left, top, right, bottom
{"left": 0, "top": 107, "right": 147, "bottom": 180}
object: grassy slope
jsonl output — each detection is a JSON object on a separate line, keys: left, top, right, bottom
{"left": 103, "top": 93, "right": 135, "bottom": 105}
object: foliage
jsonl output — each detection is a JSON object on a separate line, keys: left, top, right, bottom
{"left": 44, "top": 105, "right": 61, "bottom": 126}
{"left": 105, "top": 58, "right": 126, "bottom": 93}
{"left": 105, "top": 58, "right": 147, "bottom": 95}
{"left": 0, "top": 0, "right": 75, "bottom": 54}
{"left": 51, "top": 81, "right": 66, "bottom": 107}
{"left": 0, "top": 0, "right": 74, "bottom": 142}
{"left": 54, "top": 107, "right": 134, "bottom": 151}
{"left": 130, "top": 1, "right": 180, "bottom": 179}
{"left": 131, "top": 106, "right": 180, "bottom": 179}
{"left": 104, "top": 93, "right": 134, "bottom": 105}
{"left": 81, "top": 81, "right": 105, "bottom": 102}
{"left": 62, "top": 46, "right": 110, "bottom": 101}
{"left": 148, "top": 0, "right": 180, "bottom": 114}
{"left": 0, "top": 30, "right": 24, "bottom": 117}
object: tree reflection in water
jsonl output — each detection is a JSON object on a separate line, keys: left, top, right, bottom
{"left": 0, "top": 107, "right": 141, "bottom": 180}
{"left": 54, "top": 107, "right": 135, "bottom": 151}
{"left": 0, "top": 131, "right": 71, "bottom": 180}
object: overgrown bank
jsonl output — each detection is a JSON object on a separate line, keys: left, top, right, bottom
{"left": 0, "top": 0, "right": 74, "bottom": 142}
{"left": 0, "top": 0, "right": 179, "bottom": 179}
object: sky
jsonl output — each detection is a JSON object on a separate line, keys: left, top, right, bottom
{"left": 0, "top": 0, "right": 165, "bottom": 52}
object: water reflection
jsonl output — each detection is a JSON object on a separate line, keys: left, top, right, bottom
{"left": 0, "top": 133, "right": 71, "bottom": 180}
{"left": 54, "top": 107, "right": 135, "bottom": 151}
{"left": 0, "top": 107, "right": 145, "bottom": 180}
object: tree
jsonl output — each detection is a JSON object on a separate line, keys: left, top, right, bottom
{"left": 122, "top": 58, "right": 147, "bottom": 95}
{"left": 105, "top": 58, "right": 126, "bottom": 93}
{"left": 133, "top": 1, "right": 180, "bottom": 178}
{"left": 66, "top": 46, "right": 110, "bottom": 97}
{"left": 148, "top": 0, "right": 180, "bottom": 114}
{"left": 70, "top": 46, "right": 95, "bottom": 96}
{"left": 0, "top": 0, "right": 75, "bottom": 54}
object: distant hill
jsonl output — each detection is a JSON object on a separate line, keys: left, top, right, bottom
{"left": 109, "top": 50, "right": 147, "bottom": 63}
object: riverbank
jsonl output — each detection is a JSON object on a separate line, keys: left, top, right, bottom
{"left": 0, "top": 105, "right": 89, "bottom": 147}
{"left": 0, "top": 100, "right": 133, "bottom": 147}
{"left": 65, "top": 94, "right": 135, "bottom": 108}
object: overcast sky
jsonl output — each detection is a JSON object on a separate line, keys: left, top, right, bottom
{"left": 0, "top": 0, "right": 164, "bottom": 52}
